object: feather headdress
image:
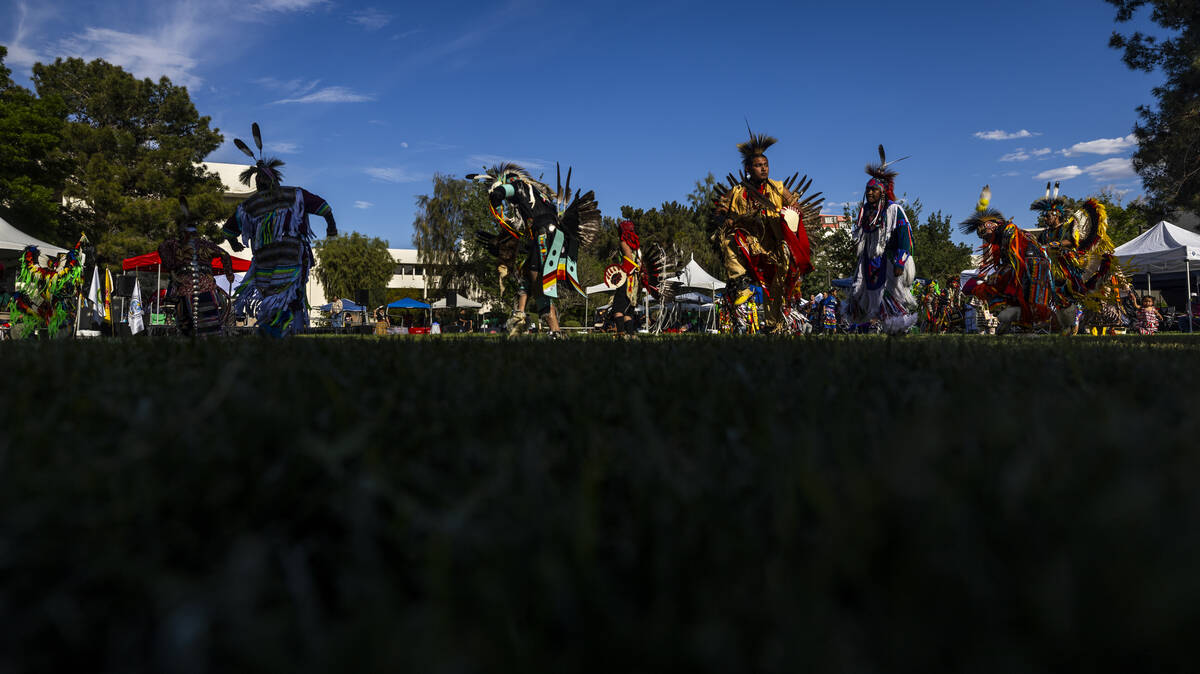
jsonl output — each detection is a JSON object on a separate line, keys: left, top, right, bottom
{"left": 958, "top": 185, "right": 1008, "bottom": 237}
{"left": 1029, "top": 181, "right": 1070, "bottom": 214}
{"left": 737, "top": 123, "right": 777, "bottom": 166}
{"left": 233, "top": 122, "right": 285, "bottom": 188}
{"left": 864, "top": 144, "right": 908, "bottom": 203}
{"left": 467, "top": 162, "right": 553, "bottom": 199}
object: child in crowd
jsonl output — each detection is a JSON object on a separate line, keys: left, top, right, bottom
{"left": 1137, "top": 295, "right": 1162, "bottom": 335}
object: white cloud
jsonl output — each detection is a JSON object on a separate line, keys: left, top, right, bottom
{"left": 270, "top": 142, "right": 300, "bottom": 154}
{"left": 257, "top": 0, "right": 328, "bottom": 10}
{"left": 1084, "top": 157, "right": 1137, "bottom": 180}
{"left": 54, "top": 26, "right": 202, "bottom": 86}
{"left": 365, "top": 167, "right": 424, "bottom": 183}
{"left": 273, "top": 86, "right": 374, "bottom": 104}
{"left": 400, "top": 142, "right": 409, "bottom": 148}
{"left": 4, "top": 1, "right": 53, "bottom": 67}
{"left": 998, "top": 171, "right": 1021, "bottom": 177}
{"left": 255, "top": 77, "right": 320, "bottom": 95}
{"left": 466, "top": 154, "right": 549, "bottom": 170}
{"left": 1035, "top": 166, "right": 1084, "bottom": 181}
{"left": 350, "top": 8, "right": 392, "bottom": 30}
{"left": 354, "top": 200, "right": 374, "bottom": 209}
{"left": 1062, "top": 134, "right": 1137, "bottom": 156}
{"left": 974, "top": 129, "right": 1040, "bottom": 141}
{"left": 1033, "top": 158, "right": 1136, "bottom": 182}
{"left": 1000, "top": 147, "right": 1053, "bottom": 162}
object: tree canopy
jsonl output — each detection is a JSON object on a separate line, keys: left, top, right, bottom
{"left": 30, "top": 57, "right": 227, "bottom": 265}
{"left": 410, "top": 173, "right": 505, "bottom": 306}
{"left": 1106, "top": 0, "right": 1200, "bottom": 219}
{"left": 0, "top": 46, "right": 68, "bottom": 242}
{"left": 313, "top": 232, "right": 394, "bottom": 306}
{"left": 911, "top": 207, "right": 974, "bottom": 283}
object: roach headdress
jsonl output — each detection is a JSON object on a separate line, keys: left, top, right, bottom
{"left": 1029, "top": 181, "right": 1070, "bottom": 217}
{"left": 864, "top": 144, "right": 903, "bottom": 203}
{"left": 737, "top": 123, "right": 777, "bottom": 167}
{"left": 467, "top": 162, "right": 552, "bottom": 199}
{"left": 233, "top": 122, "right": 285, "bottom": 189}
{"left": 958, "top": 185, "right": 1008, "bottom": 238}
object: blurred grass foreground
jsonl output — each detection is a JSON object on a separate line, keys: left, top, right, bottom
{"left": 2, "top": 334, "right": 1198, "bottom": 672}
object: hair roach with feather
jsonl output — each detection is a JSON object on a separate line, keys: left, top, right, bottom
{"left": 1029, "top": 181, "right": 1070, "bottom": 216}
{"left": 865, "top": 144, "right": 902, "bottom": 202}
{"left": 737, "top": 123, "right": 777, "bottom": 167}
{"left": 234, "top": 122, "right": 285, "bottom": 188}
{"left": 958, "top": 185, "right": 1009, "bottom": 238}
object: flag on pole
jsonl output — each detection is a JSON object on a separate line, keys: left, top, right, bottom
{"left": 86, "top": 265, "right": 101, "bottom": 321}
{"left": 103, "top": 269, "right": 114, "bottom": 322}
{"left": 128, "top": 278, "right": 144, "bottom": 335}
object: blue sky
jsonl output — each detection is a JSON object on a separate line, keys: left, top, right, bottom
{"left": 3, "top": 0, "right": 1166, "bottom": 248}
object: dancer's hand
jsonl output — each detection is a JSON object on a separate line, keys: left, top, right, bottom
{"left": 229, "top": 239, "right": 245, "bottom": 253}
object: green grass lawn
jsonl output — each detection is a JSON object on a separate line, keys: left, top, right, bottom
{"left": 2, "top": 334, "right": 1198, "bottom": 672}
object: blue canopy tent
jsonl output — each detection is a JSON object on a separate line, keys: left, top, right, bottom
{"left": 316, "top": 298, "right": 365, "bottom": 312}
{"left": 388, "top": 298, "right": 430, "bottom": 309}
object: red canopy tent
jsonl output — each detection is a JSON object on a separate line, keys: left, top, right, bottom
{"left": 122, "top": 251, "right": 251, "bottom": 272}
{"left": 121, "top": 251, "right": 251, "bottom": 317}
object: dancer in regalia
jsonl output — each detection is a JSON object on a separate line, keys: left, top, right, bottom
{"left": 601, "top": 219, "right": 679, "bottom": 337}
{"left": 711, "top": 127, "right": 821, "bottom": 332}
{"left": 843, "top": 146, "right": 918, "bottom": 334}
{"left": 160, "top": 200, "right": 234, "bottom": 337}
{"left": 221, "top": 123, "right": 337, "bottom": 337}
{"left": 1030, "top": 181, "right": 1115, "bottom": 307}
{"left": 6, "top": 236, "right": 85, "bottom": 338}
{"left": 470, "top": 163, "right": 600, "bottom": 338}
{"left": 960, "top": 187, "right": 1058, "bottom": 332}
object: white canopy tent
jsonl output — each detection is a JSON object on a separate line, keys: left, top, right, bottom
{"left": 1113, "top": 221, "right": 1200, "bottom": 331}
{"left": 662, "top": 255, "right": 725, "bottom": 332}
{"left": 0, "top": 214, "right": 67, "bottom": 255}
{"left": 429, "top": 294, "right": 482, "bottom": 309}
{"left": 665, "top": 254, "right": 726, "bottom": 291}
{"left": 1113, "top": 221, "right": 1200, "bottom": 273}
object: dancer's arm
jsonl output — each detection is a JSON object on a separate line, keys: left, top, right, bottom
{"left": 891, "top": 205, "right": 913, "bottom": 275}
{"left": 303, "top": 190, "right": 337, "bottom": 237}
{"left": 220, "top": 211, "right": 245, "bottom": 252}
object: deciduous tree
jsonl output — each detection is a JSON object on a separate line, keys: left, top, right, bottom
{"left": 313, "top": 232, "right": 394, "bottom": 307}
{"left": 410, "top": 173, "right": 502, "bottom": 305}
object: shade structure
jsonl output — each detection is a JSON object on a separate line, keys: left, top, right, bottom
{"left": 429, "top": 294, "right": 482, "bottom": 309}
{"left": 318, "top": 298, "right": 365, "bottom": 312}
{"left": 388, "top": 297, "right": 430, "bottom": 309}
{"left": 674, "top": 291, "right": 712, "bottom": 304}
{"left": 663, "top": 254, "right": 726, "bottom": 291}
{"left": 0, "top": 214, "right": 67, "bottom": 254}
{"left": 1113, "top": 221, "right": 1200, "bottom": 274}
{"left": 122, "top": 251, "right": 252, "bottom": 272}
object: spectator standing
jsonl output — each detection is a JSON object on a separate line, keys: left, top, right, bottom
{"left": 331, "top": 297, "right": 344, "bottom": 329}
{"left": 821, "top": 290, "right": 839, "bottom": 333}
{"left": 1137, "top": 296, "right": 1162, "bottom": 335}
